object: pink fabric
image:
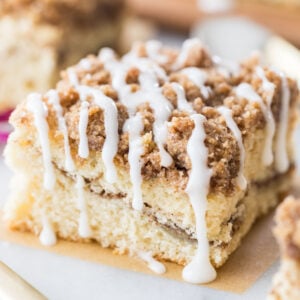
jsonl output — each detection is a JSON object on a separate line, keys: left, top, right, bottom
{"left": 0, "top": 110, "right": 13, "bottom": 143}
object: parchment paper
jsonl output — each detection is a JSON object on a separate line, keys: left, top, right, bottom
{"left": 0, "top": 210, "right": 279, "bottom": 294}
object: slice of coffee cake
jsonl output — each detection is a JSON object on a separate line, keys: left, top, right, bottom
{"left": 0, "top": 0, "right": 124, "bottom": 112}
{"left": 4, "top": 39, "right": 298, "bottom": 283}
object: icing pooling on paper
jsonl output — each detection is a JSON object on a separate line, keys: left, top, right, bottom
{"left": 183, "top": 114, "right": 216, "bottom": 284}
{"left": 27, "top": 93, "right": 55, "bottom": 190}
{"left": 138, "top": 251, "right": 166, "bottom": 274}
{"left": 39, "top": 214, "right": 57, "bottom": 246}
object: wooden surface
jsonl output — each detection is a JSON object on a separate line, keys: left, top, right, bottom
{"left": 127, "top": 0, "right": 300, "bottom": 46}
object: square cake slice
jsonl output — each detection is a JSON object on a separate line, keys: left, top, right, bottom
{"left": 0, "top": 0, "right": 124, "bottom": 112}
{"left": 4, "top": 38, "right": 299, "bottom": 284}
{"left": 269, "top": 196, "right": 300, "bottom": 300}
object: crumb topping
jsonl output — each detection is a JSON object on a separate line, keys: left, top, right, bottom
{"left": 13, "top": 39, "right": 298, "bottom": 195}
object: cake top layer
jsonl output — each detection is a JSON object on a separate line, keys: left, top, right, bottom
{"left": 0, "top": 0, "right": 123, "bottom": 25}
{"left": 275, "top": 196, "right": 300, "bottom": 261}
{"left": 11, "top": 39, "right": 298, "bottom": 195}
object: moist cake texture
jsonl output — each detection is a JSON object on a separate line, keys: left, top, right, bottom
{"left": 269, "top": 196, "right": 300, "bottom": 300}
{"left": 0, "top": 0, "right": 123, "bottom": 112}
{"left": 4, "top": 38, "right": 299, "bottom": 283}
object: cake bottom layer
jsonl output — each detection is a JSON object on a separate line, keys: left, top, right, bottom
{"left": 4, "top": 167, "right": 291, "bottom": 268}
{"left": 268, "top": 259, "right": 300, "bottom": 300}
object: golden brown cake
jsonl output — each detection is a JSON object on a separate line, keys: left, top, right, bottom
{"left": 3, "top": 38, "right": 299, "bottom": 283}
{"left": 0, "top": 0, "right": 124, "bottom": 112}
{"left": 269, "top": 196, "right": 300, "bottom": 300}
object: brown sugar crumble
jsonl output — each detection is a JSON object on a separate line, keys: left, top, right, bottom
{"left": 14, "top": 40, "right": 298, "bottom": 195}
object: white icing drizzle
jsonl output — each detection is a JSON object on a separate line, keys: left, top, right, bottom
{"left": 27, "top": 93, "right": 55, "bottom": 190}
{"left": 100, "top": 49, "right": 173, "bottom": 167}
{"left": 79, "top": 58, "right": 92, "bottom": 70}
{"left": 256, "top": 67, "right": 276, "bottom": 166}
{"left": 183, "top": 114, "right": 216, "bottom": 284}
{"left": 78, "top": 101, "right": 90, "bottom": 159}
{"left": 171, "top": 82, "right": 195, "bottom": 113}
{"left": 76, "top": 174, "right": 91, "bottom": 238}
{"left": 275, "top": 73, "right": 290, "bottom": 173}
{"left": 173, "top": 38, "right": 203, "bottom": 70}
{"left": 47, "top": 90, "right": 75, "bottom": 172}
{"left": 77, "top": 86, "right": 119, "bottom": 183}
{"left": 212, "top": 56, "right": 240, "bottom": 77}
{"left": 181, "top": 67, "right": 210, "bottom": 98}
{"left": 138, "top": 251, "right": 166, "bottom": 274}
{"left": 235, "top": 83, "right": 275, "bottom": 167}
{"left": 145, "top": 40, "right": 168, "bottom": 64}
{"left": 68, "top": 68, "right": 119, "bottom": 183}
{"left": 217, "top": 106, "right": 247, "bottom": 190}
{"left": 123, "top": 114, "right": 145, "bottom": 211}
{"left": 67, "top": 68, "right": 79, "bottom": 86}
{"left": 39, "top": 214, "right": 57, "bottom": 246}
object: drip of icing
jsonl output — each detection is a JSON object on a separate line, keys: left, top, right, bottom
{"left": 183, "top": 114, "right": 216, "bottom": 284}
{"left": 47, "top": 90, "right": 75, "bottom": 172}
{"left": 39, "top": 214, "right": 57, "bottom": 246}
{"left": 235, "top": 83, "right": 275, "bottom": 167}
{"left": 255, "top": 67, "right": 276, "bottom": 166}
{"left": 123, "top": 114, "right": 145, "bottom": 211}
{"left": 212, "top": 56, "right": 240, "bottom": 77}
{"left": 171, "top": 82, "right": 195, "bottom": 113}
{"left": 181, "top": 67, "right": 210, "bottom": 98}
{"left": 145, "top": 40, "right": 168, "bottom": 64}
{"left": 138, "top": 251, "right": 166, "bottom": 274}
{"left": 76, "top": 174, "right": 91, "bottom": 238}
{"left": 78, "top": 101, "right": 90, "bottom": 159}
{"left": 77, "top": 86, "right": 119, "bottom": 183}
{"left": 100, "top": 51, "right": 173, "bottom": 167}
{"left": 173, "top": 38, "right": 203, "bottom": 70}
{"left": 79, "top": 58, "right": 92, "bottom": 70}
{"left": 27, "top": 93, "right": 55, "bottom": 190}
{"left": 67, "top": 68, "right": 79, "bottom": 86}
{"left": 217, "top": 106, "right": 247, "bottom": 190}
{"left": 275, "top": 73, "right": 290, "bottom": 173}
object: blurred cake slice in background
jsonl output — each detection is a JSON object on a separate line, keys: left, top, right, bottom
{"left": 0, "top": 0, "right": 124, "bottom": 112}
{"left": 268, "top": 196, "right": 300, "bottom": 300}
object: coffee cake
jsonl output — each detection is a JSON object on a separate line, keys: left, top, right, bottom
{"left": 4, "top": 39, "right": 299, "bottom": 283}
